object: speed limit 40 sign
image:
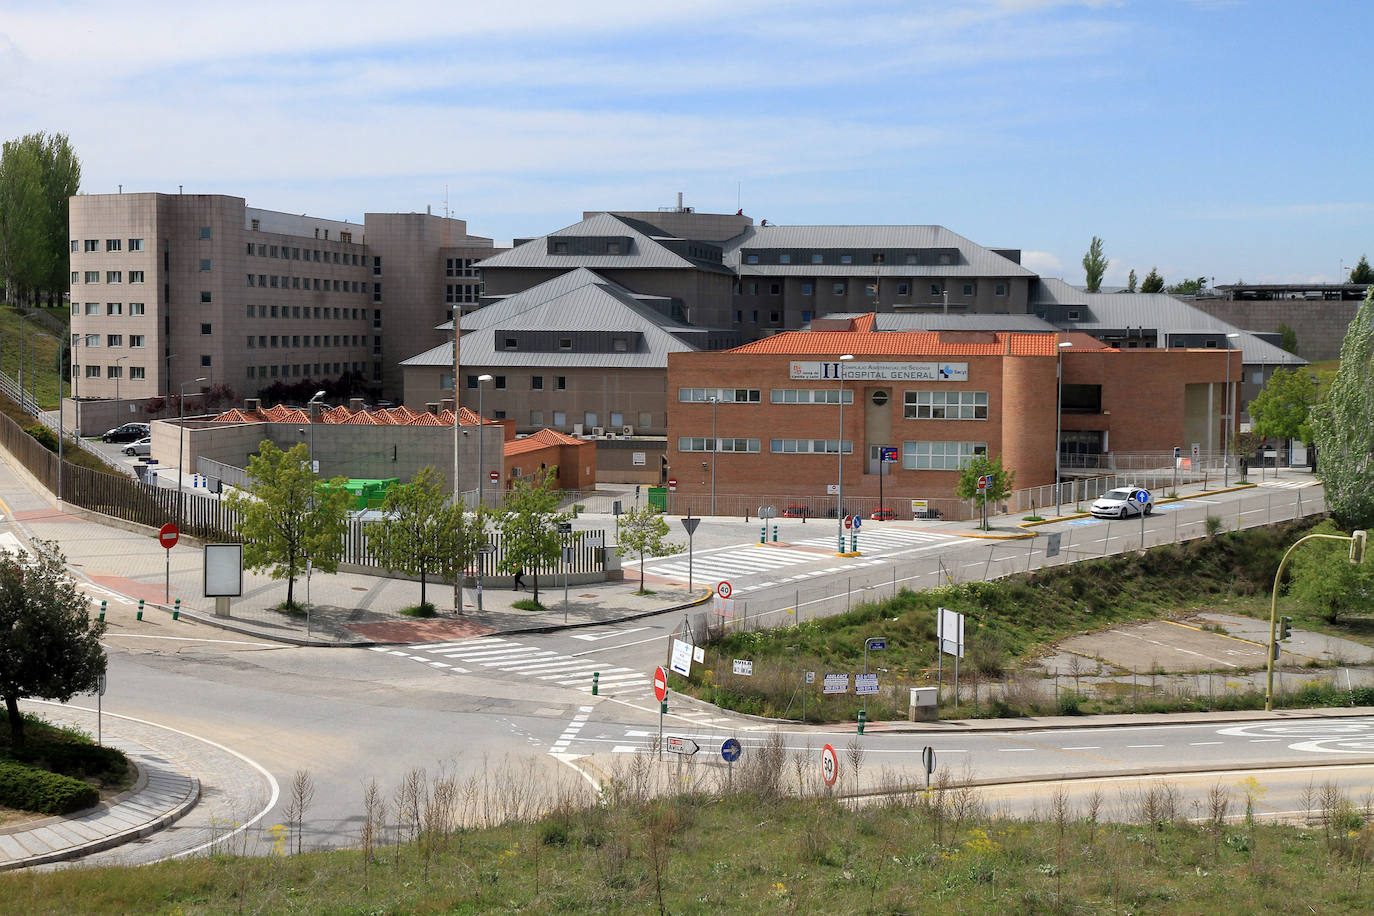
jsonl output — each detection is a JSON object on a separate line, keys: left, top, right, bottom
{"left": 717, "top": 580, "right": 732, "bottom": 600}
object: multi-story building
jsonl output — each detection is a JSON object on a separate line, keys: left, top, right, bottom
{"left": 67, "top": 193, "right": 497, "bottom": 410}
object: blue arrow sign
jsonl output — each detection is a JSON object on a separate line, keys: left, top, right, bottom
{"left": 867, "top": 638, "right": 886, "bottom": 650}
{"left": 721, "top": 738, "right": 742, "bottom": 763}
{"left": 1135, "top": 490, "right": 1150, "bottom": 504}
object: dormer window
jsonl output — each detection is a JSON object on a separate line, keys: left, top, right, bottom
{"left": 746, "top": 254, "right": 759, "bottom": 264}
{"left": 840, "top": 254, "right": 853, "bottom": 264}
{"left": 939, "top": 253, "right": 952, "bottom": 265}
{"left": 554, "top": 242, "right": 569, "bottom": 254}
{"left": 779, "top": 254, "right": 791, "bottom": 264}
{"left": 504, "top": 337, "right": 518, "bottom": 349}
{"left": 872, "top": 253, "right": 885, "bottom": 264}
{"left": 607, "top": 241, "right": 621, "bottom": 255}
{"left": 613, "top": 338, "right": 628, "bottom": 352}
{"left": 559, "top": 338, "right": 573, "bottom": 350}
{"left": 811, "top": 253, "right": 823, "bottom": 264}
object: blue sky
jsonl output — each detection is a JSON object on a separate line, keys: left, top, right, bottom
{"left": 3, "top": 0, "right": 1370, "bottom": 286}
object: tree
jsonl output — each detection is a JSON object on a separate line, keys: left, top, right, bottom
{"left": 1248, "top": 369, "right": 1319, "bottom": 466}
{"left": 615, "top": 505, "right": 680, "bottom": 593}
{"left": 1350, "top": 254, "right": 1373, "bottom": 284}
{"left": 953, "top": 454, "right": 1016, "bottom": 529}
{"left": 1166, "top": 276, "right": 1207, "bottom": 296}
{"left": 1275, "top": 322, "right": 1299, "bottom": 355}
{"left": 1140, "top": 267, "right": 1164, "bottom": 293}
{"left": 1313, "top": 288, "right": 1374, "bottom": 530}
{"left": 1288, "top": 521, "right": 1374, "bottom": 624}
{"left": 368, "top": 466, "right": 467, "bottom": 611}
{"left": 1126, "top": 268, "right": 1137, "bottom": 293}
{"left": 1082, "top": 236, "right": 1107, "bottom": 292}
{"left": 225, "top": 440, "right": 352, "bottom": 610}
{"left": 0, "top": 541, "right": 106, "bottom": 748}
{"left": 0, "top": 132, "right": 80, "bottom": 307}
{"left": 494, "top": 468, "right": 571, "bottom": 604}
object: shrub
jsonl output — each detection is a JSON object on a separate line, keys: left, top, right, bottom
{"left": 9, "top": 741, "right": 127, "bottom": 781}
{"left": 0, "top": 759, "right": 99, "bottom": 814}
{"left": 400, "top": 603, "right": 438, "bottom": 618}
{"left": 24, "top": 424, "right": 57, "bottom": 452}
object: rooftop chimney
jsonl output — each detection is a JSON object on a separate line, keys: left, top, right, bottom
{"left": 350, "top": 397, "right": 365, "bottom": 411}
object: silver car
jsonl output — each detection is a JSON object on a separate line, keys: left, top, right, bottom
{"left": 123, "top": 436, "right": 152, "bottom": 457}
{"left": 1090, "top": 486, "right": 1153, "bottom": 519}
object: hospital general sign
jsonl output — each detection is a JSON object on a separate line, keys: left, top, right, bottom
{"left": 789, "top": 361, "right": 969, "bottom": 382}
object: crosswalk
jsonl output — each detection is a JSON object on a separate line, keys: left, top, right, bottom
{"left": 644, "top": 527, "right": 967, "bottom": 591}
{"left": 369, "top": 636, "right": 737, "bottom": 728}
{"left": 1253, "top": 477, "right": 1319, "bottom": 490}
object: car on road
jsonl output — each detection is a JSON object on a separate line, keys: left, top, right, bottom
{"left": 101, "top": 422, "right": 149, "bottom": 443}
{"left": 123, "top": 437, "right": 152, "bottom": 457}
{"left": 1090, "top": 486, "right": 1153, "bottom": 519}
{"left": 870, "top": 508, "right": 895, "bottom": 521}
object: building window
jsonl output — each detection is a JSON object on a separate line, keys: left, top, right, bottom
{"left": 129, "top": 238, "right": 143, "bottom": 251}
{"left": 84, "top": 240, "right": 98, "bottom": 252}
{"left": 733, "top": 310, "right": 742, "bottom": 323}
{"left": 929, "top": 283, "right": 942, "bottom": 296}
{"left": 769, "top": 311, "right": 781, "bottom": 324}
{"left": 833, "top": 283, "right": 846, "bottom": 296}
{"left": 129, "top": 302, "right": 144, "bottom": 315}
{"left": 106, "top": 334, "right": 122, "bottom": 347}
{"left": 130, "top": 335, "right": 144, "bottom": 347}
{"left": 897, "top": 283, "right": 909, "bottom": 296}
{"left": 84, "top": 271, "right": 100, "bottom": 283}
{"left": 85, "top": 302, "right": 99, "bottom": 315}
{"left": 901, "top": 440, "right": 987, "bottom": 470}
{"left": 201, "top": 323, "right": 212, "bottom": 335}
{"left": 639, "top": 411, "right": 652, "bottom": 428}
{"left": 585, "top": 411, "right": 598, "bottom": 428}
{"left": 779, "top": 254, "right": 791, "bottom": 264}
{"left": 529, "top": 410, "right": 543, "bottom": 426}
{"left": 201, "top": 355, "right": 212, "bottom": 367}
{"left": 199, "top": 227, "right": 211, "bottom": 239}
{"left": 801, "top": 282, "right": 813, "bottom": 296}
{"left": 129, "top": 366, "right": 145, "bottom": 380}
{"left": 801, "top": 310, "right": 813, "bottom": 323}
{"left": 200, "top": 291, "right": 211, "bottom": 303}
{"left": 106, "top": 365, "right": 122, "bottom": 379}
{"left": 679, "top": 388, "right": 761, "bottom": 403}
{"left": 106, "top": 271, "right": 122, "bottom": 283}
{"left": 200, "top": 259, "right": 211, "bottom": 271}
{"left": 552, "top": 410, "right": 566, "bottom": 426}
{"left": 494, "top": 376, "right": 506, "bottom": 389}
{"left": 86, "top": 365, "right": 101, "bottom": 378}
{"left": 129, "top": 270, "right": 144, "bottom": 283}
{"left": 105, "top": 239, "right": 121, "bottom": 252}
{"left": 677, "top": 437, "right": 760, "bottom": 453}
{"left": 746, "top": 254, "right": 758, "bottom": 264}
{"left": 963, "top": 283, "right": 974, "bottom": 296}
{"left": 904, "top": 390, "right": 988, "bottom": 420}
{"left": 770, "top": 283, "right": 781, "bottom": 295}
{"left": 70, "top": 240, "right": 78, "bottom": 253}
{"left": 769, "top": 439, "right": 852, "bottom": 454}
{"left": 503, "top": 337, "right": 517, "bottom": 349}
{"left": 466, "top": 375, "right": 478, "bottom": 389}
{"left": 1252, "top": 371, "right": 1264, "bottom": 385}
{"left": 531, "top": 375, "right": 543, "bottom": 390}
{"left": 770, "top": 389, "right": 853, "bottom": 405}
{"left": 995, "top": 283, "right": 1007, "bottom": 296}
{"left": 555, "top": 376, "right": 567, "bottom": 390}
{"left": 553, "top": 242, "right": 568, "bottom": 254}
{"left": 558, "top": 338, "right": 572, "bottom": 350}
{"left": 612, "top": 338, "right": 627, "bottom": 352}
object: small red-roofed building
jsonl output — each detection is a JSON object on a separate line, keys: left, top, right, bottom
{"left": 503, "top": 429, "right": 596, "bottom": 492}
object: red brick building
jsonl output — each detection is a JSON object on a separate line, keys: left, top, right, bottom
{"left": 665, "top": 315, "right": 1239, "bottom": 517}
{"left": 503, "top": 428, "right": 596, "bottom": 492}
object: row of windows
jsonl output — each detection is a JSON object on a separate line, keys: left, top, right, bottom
{"left": 246, "top": 361, "right": 380, "bottom": 381}
{"left": 678, "top": 437, "right": 761, "bottom": 453}
{"left": 735, "top": 280, "right": 1007, "bottom": 298}
{"left": 76, "top": 365, "right": 147, "bottom": 380}
{"left": 901, "top": 441, "right": 987, "bottom": 470}
{"left": 445, "top": 258, "right": 480, "bottom": 278}
{"left": 247, "top": 334, "right": 377, "bottom": 352}
{"left": 247, "top": 274, "right": 369, "bottom": 293}
{"left": 72, "top": 270, "right": 144, "bottom": 284}
{"left": 769, "top": 389, "right": 853, "bottom": 405}
{"left": 770, "top": 439, "right": 853, "bottom": 454}
{"left": 466, "top": 374, "right": 567, "bottom": 391}
{"left": 678, "top": 388, "right": 762, "bottom": 403}
{"left": 445, "top": 283, "right": 482, "bottom": 304}
{"left": 72, "top": 239, "right": 144, "bottom": 252}
{"left": 743, "top": 251, "right": 956, "bottom": 266}
{"left": 247, "top": 243, "right": 363, "bottom": 266}
{"left": 74, "top": 333, "right": 146, "bottom": 348}
{"left": 246, "top": 304, "right": 375, "bottom": 323}
{"left": 501, "top": 335, "right": 629, "bottom": 352}
{"left": 903, "top": 390, "right": 989, "bottom": 420}
{"left": 76, "top": 302, "right": 146, "bottom": 316}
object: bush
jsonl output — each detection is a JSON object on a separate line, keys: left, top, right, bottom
{"left": 400, "top": 603, "right": 438, "bottom": 618}
{"left": 8, "top": 740, "right": 127, "bottom": 781}
{"left": 24, "top": 424, "right": 57, "bottom": 452}
{"left": 0, "top": 759, "right": 99, "bottom": 814}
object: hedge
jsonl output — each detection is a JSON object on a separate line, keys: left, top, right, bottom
{"left": 0, "top": 759, "right": 99, "bottom": 814}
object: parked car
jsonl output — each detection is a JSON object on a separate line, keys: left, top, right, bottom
{"left": 123, "top": 436, "right": 152, "bottom": 457}
{"left": 101, "top": 422, "right": 149, "bottom": 443}
{"left": 1089, "top": 486, "right": 1153, "bottom": 519}
{"left": 782, "top": 505, "right": 809, "bottom": 518}
{"left": 870, "top": 508, "right": 895, "bottom": 521}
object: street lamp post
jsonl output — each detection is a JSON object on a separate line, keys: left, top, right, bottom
{"left": 114, "top": 355, "right": 127, "bottom": 428}
{"left": 708, "top": 396, "right": 718, "bottom": 516}
{"left": 1223, "top": 332, "right": 1240, "bottom": 486}
{"left": 452, "top": 305, "right": 462, "bottom": 508}
{"left": 1055, "top": 340, "right": 1073, "bottom": 516}
{"left": 475, "top": 373, "right": 493, "bottom": 613}
{"left": 176, "top": 376, "right": 207, "bottom": 525}
{"left": 307, "top": 390, "right": 326, "bottom": 476}
{"left": 836, "top": 353, "right": 853, "bottom": 553}
{"left": 72, "top": 335, "right": 80, "bottom": 437}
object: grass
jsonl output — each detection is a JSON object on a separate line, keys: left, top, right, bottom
{"left": 677, "top": 518, "right": 1328, "bottom": 721}
{"left": 512, "top": 598, "right": 546, "bottom": 611}
{"left": 400, "top": 603, "right": 438, "bottom": 618}
{"left": 0, "top": 307, "right": 68, "bottom": 410}
{"left": 0, "top": 391, "right": 121, "bottom": 475}
{"left": 4, "top": 773, "right": 1374, "bottom": 913}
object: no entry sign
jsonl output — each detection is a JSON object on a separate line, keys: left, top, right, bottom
{"left": 158, "top": 522, "right": 179, "bottom": 549}
{"left": 653, "top": 666, "right": 668, "bottom": 703}
{"left": 667, "top": 478, "right": 677, "bottom": 491}
{"left": 489, "top": 470, "right": 499, "bottom": 482}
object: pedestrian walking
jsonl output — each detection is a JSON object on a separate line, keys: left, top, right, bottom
{"left": 513, "top": 567, "right": 525, "bottom": 591}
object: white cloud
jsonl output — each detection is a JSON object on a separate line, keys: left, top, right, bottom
{"left": 1021, "top": 250, "right": 1064, "bottom": 275}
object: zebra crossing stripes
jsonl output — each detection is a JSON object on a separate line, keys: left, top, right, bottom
{"left": 1253, "top": 477, "right": 1318, "bottom": 490}
{"left": 644, "top": 545, "right": 815, "bottom": 581}
{"left": 376, "top": 637, "right": 647, "bottom": 694}
{"left": 790, "top": 527, "right": 959, "bottom": 552}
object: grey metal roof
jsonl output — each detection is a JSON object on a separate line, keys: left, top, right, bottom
{"left": 722, "top": 225, "right": 1036, "bottom": 278}
{"left": 871, "top": 313, "right": 1058, "bottom": 332}
{"left": 402, "top": 268, "right": 702, "bottom": 370}
{"left": 474, "top": 212, "right": 728, "bottom": 273}
{"left": 1032, "top": 278, "right": 1306, "bottom": 367}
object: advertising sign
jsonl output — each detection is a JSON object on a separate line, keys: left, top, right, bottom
{"left": 790, "top": 361, "right": 969, "bottom": 382}
{"left": 823, "top": 673, "right": 850, "bottom": 694}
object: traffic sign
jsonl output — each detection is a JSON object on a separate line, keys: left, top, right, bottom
{"left": 721, "top": 738, "right": 742, "bottom": 763}
{"left": 667, "top": 477, "right": 678, "bottom": 491}
{"left": 852, "top": 515, "right": 862, "bottom": 529}
{"left": 489, "top": 470, "right": 500, "bottom": 482}
{"left": 866, "top": 638, "right": 886, "bottom": 650}
{"left": 653, "top": 666, "right": 668, "bottom": 703}
{"left": 821, "top": 743, "right": 839, "bottom": 786}
{"left": 976, "top": 474, "right": 990, "bottom": 491}
{"left": 880, "top": 446, "right": 898, "bottom": 463}
{"left": 681, "top": 517, "right": 700, "bottom": 536}
{"left": 717, "top": 580, "right": 732, "bottom": 599}
{"left": 158, "top": 522, "right": 179, "bottom": 549}
{"left": 1134, "top": 489, "right": 1150, "bottom": 505}
{"left": 844, "top": 515, "right": 853, "bottom": 530}
{"left": 922, "top": 745, "right": 937, "bottom": 776}
{"left": 666, "top": 736, "right": 699, "bottom": 757}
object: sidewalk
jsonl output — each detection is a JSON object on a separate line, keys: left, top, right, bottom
{"left": 0, "top": 709, "right": 200, "bottom": 871}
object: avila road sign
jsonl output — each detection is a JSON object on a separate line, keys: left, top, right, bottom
{"left": 158, "top": 522, "right": 179, "bottom": 549}
{"left": 666, "top": 736, "right": 699, "bottom": 757}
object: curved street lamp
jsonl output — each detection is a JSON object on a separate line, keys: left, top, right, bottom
{"left": 176, "top": 376, "right": 207, "bottom": 525}
{"left": 836, "top": 354, "right": 853, "bottom": 553}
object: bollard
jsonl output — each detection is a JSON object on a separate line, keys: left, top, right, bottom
{"left": 173, "top": 598, "right": 181, "bottom": 621}
{"left": 592, "top": 671, "right": 599, "bottom": 696}
{"left": 99, "top": 599, "right": 106, "bottom": 622}
{"left": 772, "top": 524, "right": 778, "bottom": 543}
{"left": 136, "top": 598, "right": 144, "bottom": 621}
{"left": 857, "top": 709, "right": 867, "bottom": 735}
{"left": 760, "top": 525, "right": 766, "bottom": 544}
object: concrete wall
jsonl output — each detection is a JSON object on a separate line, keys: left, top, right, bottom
{"left": 456, "top": 366, "right": 668, "bottom": 436}
{"left": 1191, "top": 298, "right": 1358, "bottom": 362}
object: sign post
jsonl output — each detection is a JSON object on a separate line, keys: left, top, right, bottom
{"left": 878, "top": 446, "right": 897, "bottom": 519}
{"left": 158, "top": 522, "right": 179, "bottom": 602}
{"left": 922, "top": 745, "right": 937, "bottom": 789}
{"left": 937, "top": 606, "right": 965, "bottom": 705}
{"left": 681, "top": 515, "right": 701, "bottom": 591}
{"left": 1136, "top": 489, "right": 1150, "bottom": 548}
{"left": 721, "top": 737, "right": 742, "bottom": 788}
{"left": 976, "top": 474, "right": 990, "bottom": 530}
{"left": 96, "top": 674, "right": 106, "bottom": 745}
{"left": 862, "top": 635, "right": 886, "bottom": 715}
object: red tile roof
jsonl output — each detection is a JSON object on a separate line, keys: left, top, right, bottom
{"left": 211, "top": 402, "right": 500, "bottom": 427}
{"left": 504, "top": 428, "right": 587, "bottom": 457}
{"left": 726, "top": 321, "right": 1110, "bottom": 357}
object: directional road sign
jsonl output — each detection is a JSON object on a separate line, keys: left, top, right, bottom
{"left": 866, "top": 638, "right": 886, "bottom": 650}
{"left": 666, "top": 736, "right": 699, "bottom": 757}
{"left": 721, "top": 738, "right": 742, "bottom": 763}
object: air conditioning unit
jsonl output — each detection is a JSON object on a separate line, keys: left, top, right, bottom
{"left": 591, "top": 426, "right": 605, "bottom": 437}
{"left": 622, "top": 425, "right": 634, "bottom": 436}
{"left": 515, "top": 433, "right": 529, "bottom": 439}
{"left": 573, "top": 423, "right": 583, "bottom": 436}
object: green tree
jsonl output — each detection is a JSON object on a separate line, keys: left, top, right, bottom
{"left": 1126, "top": 268, "right": 1137, "bottom": 293}
{"left": 1082, "top": 236, "right": 1107, "bottom": 292}
{"left": 1140, "top": 267, "right": 1164, "bottom": 293}
{"left": 615, "top": 505, "right": 680, "bottom": 593}
{"left": 1275, "top": 322, "right": 1299, "bottom": 355}
{"left": 953, "top": 454, "right": 1016, "bottom": 529}
{"left": 1166, "top": 276, "right": 1207, "bottom": 295}
{"left": 1350, "top": 254, "right": 1373, "bottom": 284}
{"left": 225, "top": 440, "right": 351, "bottom": 611}
{"left": 368, "top": 466, "right": 467, "bottom": 611}
{"left": 1250, "top": 368, "right": 1319, "bottom": 466}
{"left": 0, "top": 132, "right": 80, "bottom": 307}
{"left": 0, "top": 541, "right": 106, "bottom": 748}
{"left": 1288, "top": 520, "right": 1374, "bottom": 624}
{"left": 494, "top": 468, "right": 571, "bottom": 604}
{"left": 1314, "top": 288, "right": 1374, "bottom": 529}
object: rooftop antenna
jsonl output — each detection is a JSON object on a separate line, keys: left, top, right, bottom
{"left": 444, "top": 184, "right": 450, "bottom": 219}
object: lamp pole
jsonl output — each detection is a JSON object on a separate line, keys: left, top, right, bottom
{"left": 476, "top": 373, "right": 493, "bottom": 613}
{"left": 177, "top": 376, "right": 207, "bottom": 525}
{"left": 72, "top": 335, "right": 80, "bottom": 436}
{"left": 836, "top": 353, "right": 853, "bottom": 553}
{"left": 708, "top": 395, "right": 718, "bottom": 516}
{"left": 1223, "top": 332, "right": 1240, "bottom": 486}
{"left": 452, "top": 304, "right": 462, "bottom": 507}
{"left": 114, "top": 355, "right": 127, "bottom": 427}
{"left": 1055, "top": 340, "right": 1073, "bottom": 516}
{"left": 307, "top": 390, "right": 326, "bottom": 477}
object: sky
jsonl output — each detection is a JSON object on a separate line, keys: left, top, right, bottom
{"left": 3, "top": 0, "right": 1371, "bottom": 287}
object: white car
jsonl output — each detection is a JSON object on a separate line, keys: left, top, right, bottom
{"left": 1089, "top": 486, "right": 1153, "bottom": 519}
{"left": 123, "top": 436, "right": 152, "bottom": 457}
